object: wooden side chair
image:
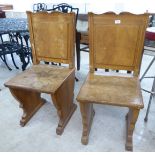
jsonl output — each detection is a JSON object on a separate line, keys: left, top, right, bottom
{"left": 77, "top": 12, "right": 149, "bottom": 151}
{"left": 4, "top": 11, "right": 77, "bottom": 135}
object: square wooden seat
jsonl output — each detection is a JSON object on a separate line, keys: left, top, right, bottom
{"left": 76, "top": 12, "right": 149, "bottom": 151}
{"left": 4, "top": 11, "right": 77, "bottom": 135}
{"left": 77, "top": 73, "right": 143, "bottom": 109}
{"left": 5, "top": 64, "right": 75, "bottom": 94}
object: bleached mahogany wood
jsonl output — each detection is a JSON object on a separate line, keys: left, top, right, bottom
{"left": 4, "top": 12, "right": 76, "bottom": 135}
{"left": 77, "top": 12, "right": 149, "bottom": 151}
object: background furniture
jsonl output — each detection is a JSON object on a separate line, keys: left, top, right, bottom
{"left": 76, "top": 14, "right": 88, "bottom": 70}
{"left": 0, "top": 18, "right": 31, "bottom": 70}
{"left": 140, "top": 26, "right": 155, "bottom": 122}
{"left": 33, "top": 3, "right": 47, "bottom": 12}
{"left": 0, "top": 4, "right": 13, "bottom": 18}
{"left": 77, "top": 12, "right": 149, "bottom": 151}
{"left": 5, "top": 11, "right": 77, "bottom": 135}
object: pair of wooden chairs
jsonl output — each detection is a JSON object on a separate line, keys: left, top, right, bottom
{"left": 4, "top": 11, "right": 149, "bottom": 151}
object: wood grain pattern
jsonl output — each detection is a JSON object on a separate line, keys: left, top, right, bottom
{"left": 77, "top": 12, "right": 149, "bottom": 151}
{"left": 79, "top": 102, "right": 95, "bottom": 145}
{"left": 77, "top": 73, "right": 143, "bottom": 109}
{"left": 4, "top": 12, "right": 76, "bottom": 135}
{"left": 125, "top": 108, "right": 140, "bottom": 151}
{"left": 51, "top": 70, "right": 77, "bottom": 135}
{"left": 88, "top": 12, "right": 149, "bottom": 75}
{"left": 27, "top": 11, "right": 75, "bottom": 69}
{"left": 5, "top": 64, "right": 75, "bottom": 94}
{"left": 9, "top": 88, "right": 46, "bottom": 127}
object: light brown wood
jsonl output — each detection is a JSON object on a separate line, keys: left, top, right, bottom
{"left": 88, "top": 12, "right": 149, "bottom": 75}
{"left": 77, "top": 73, "right": 144, "bottom": 109}
{"left": 4, "top": 12, "right": 76, "bottom": 135}
{"left": 5, "top": 64, "right": 75, "bottom": 94}
{"left": 125, "top": 108, "right": 140, "bottom": 151}
{"left": 79, "top": 102, "right": 95, "bottom": 145}
{"left": 51, "top": 70, "right": 77, "bottom": 135}
{"left": 27, "top": 11, "right": 75, "bottom": 69}
{"left": 77, "top": 12, "right": 149, "bottom": 151}
{"left": 9, "top": 88, "right": 46, "bottom": 127}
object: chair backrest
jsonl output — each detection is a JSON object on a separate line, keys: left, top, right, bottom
{"left": 148, "top": 14, "right": 155, "bottom": 27}
{"left": 27, "top": 11, "right": 75, "bottom": 68}
{"left": 33, "top": 3, "right": 47, "bottom": 12}
{"left": 52, "top": 3, "right": 79, "bottom": 25}
{"left": 88, "top": 12, "right": 149, "bottom": 76}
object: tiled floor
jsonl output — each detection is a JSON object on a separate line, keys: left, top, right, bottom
{"left": 0, "top": 52, "right": 155, "bottom": 151}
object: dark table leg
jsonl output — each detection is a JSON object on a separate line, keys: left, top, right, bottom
{"left": 76, "top": 31, "right": 81, "bottom": 71}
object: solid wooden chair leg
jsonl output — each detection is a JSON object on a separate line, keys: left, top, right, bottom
{"left": 9, "top": 88, "right": 45, "bottom": 127}
{"left": 51, "top": 71, "right": 77, "bottom": 135}
{"left": 79, "top": 102, "right": 95, "bottom": 145}
{"left": 125, "top": 108, "right": 140, "bottom": 151}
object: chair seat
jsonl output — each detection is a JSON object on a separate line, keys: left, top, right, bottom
{"left": 146, "top": 27, "right": 155, "bottom": 40}
{"left": 5, "top": 64, "right": 75, "bottom": 94}
{"left": 79, "top": 30, "right": 88, "bottom": 44}
{"left": 77, "top": 73, "right": 143, "bottom": 109}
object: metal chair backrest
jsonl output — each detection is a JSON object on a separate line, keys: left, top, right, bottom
{"left": 51, "top": 3, "right": 79, "bottom": 26}
{"left": 33, "top": 3, "right": 47, "bottom": 12}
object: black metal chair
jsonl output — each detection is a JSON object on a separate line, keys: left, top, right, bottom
{"left": 52, "top": 3, "right": 79, "bottom": 24}
{"left": 33, "top": 3, "right": 47, "bottom": 12}
{"left": 0, "top": 32, "right": 28, "bottom": 70}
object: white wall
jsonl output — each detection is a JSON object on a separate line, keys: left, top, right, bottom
{"left": 0, "top": 0, "right": 155, "bottom": 13}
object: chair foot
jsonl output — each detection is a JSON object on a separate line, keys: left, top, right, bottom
{"left": 144, "top": 117, "right": 148, "bottom": 122}
{"left": 51, "top": 70, "right": 76, "bottom": 135}
{"left": 125, "top": 143, "right": 133, "bottom": 151}
{"left": 56, "top": 104, "right": 77, "bottom": 135}
{"left": 20, "top": 98, "right": 46, "bottom": 127}
{"left": 80, "top": 103, "right": 95, "bottom": 145}
{"left": 125, "top": 108, "right": 140, "bottom": 151}
{"left": 81, "top": 136, "right": 89, "bottom": 145}
{"left": 75, "top": 76, "right": 79, "bottom": 81}
{"left": 9, "top": 88, "right": 45, "bottom": 126}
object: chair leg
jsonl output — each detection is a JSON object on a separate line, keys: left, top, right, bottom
{"left": 140, "top": 56, "right": 155, "bottom": 81}
{"left": 1, "top": 55, "right": 12, "bottom": 70}
{"left": 79, "top": 102, "right": 95, "bottom": 145}
{"left": 51, "top": 71, "right": 77, "bottom": 135}
{"left": 76, "top": 32, "right": 81, "bottom": 71}
{"left": 9, "top": 87, "right": 45, "bottom": 127}
{"left": 125, "top": 108, "right": 140, "bottom": 151}
{"left": 144, "top": 77, "right": 155, "bottom": 122}
{"left": 10, "top": 53, "right": 19, "bottom": 69}
{"left": 75, "top": 76, "right": 79, "bottom": 82}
